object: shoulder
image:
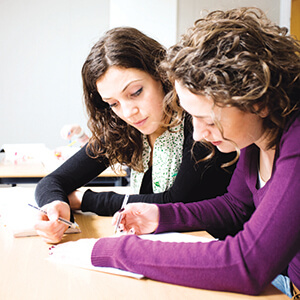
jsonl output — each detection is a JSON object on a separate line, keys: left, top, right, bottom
{"left": 278, "top": 110, "right": 300, "bottom": 156}
{"left": 279, "top": 109, "right": 300, "bottom": 148}
{"left": 282, "top": 109, "right": 300, "bottom": 137}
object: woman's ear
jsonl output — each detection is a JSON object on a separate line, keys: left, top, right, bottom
{"left": 254, "top": 104, "right": 269, "bottom": 118}
{"left": 259, "top": 107, "right": 269, "bottom": 118}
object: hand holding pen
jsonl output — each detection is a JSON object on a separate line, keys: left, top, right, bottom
{"left": 112, "top": 202, "right": 160, "bottom": 235}
{"left": 32, "top": 200, "right": 77, "bottom": 244}
{"left": 29, "top": 204, "right": 79, "bottom": 229}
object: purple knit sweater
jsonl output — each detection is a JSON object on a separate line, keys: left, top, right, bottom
{"left": 91, "top": 112, "right": 300, "bottom": 295}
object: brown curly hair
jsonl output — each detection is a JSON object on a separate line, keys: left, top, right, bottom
{"left": 82, "top": 27, "right": 173, "bottom": 172}
{"left": 163, "top": 7, "right": 300, "bottom": 158}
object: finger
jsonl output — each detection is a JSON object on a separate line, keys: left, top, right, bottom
{"left": 33, "top": 212, "right": 49, "bottom": 222}
{"left": 46, "top": 208, "right": 60, "bottom": 222}
{"left": 34, "top": 219, "right": 51, "bottom": 232}
{"left": 35, "top": 221, "right": 66, "bottom": 236}
{"left": 39, "top": 233, "right": 62, "bottom": 244}
{"left": 112, "top": 205, "right": 129, "bottom": 225}
{"left": 115, "top": 227, "right": 131, "bottom": 236}
{"left": 34, "top": 218, "right": 67, "bottom": 239}
{"left": 129, "top": 227, "right": 135, "bottom": 235}
{"left": 43, "top": 237, "right": 60, "bottom": 244}
{"left": 111, "top": 211, "right": 121, "bottom": 226}
{"left": 118, "top": 222, "right": 125, "bottom": 231}
{"left": 51, "top": 201, "right": 71, "bottom": 220}
{"left": 36, "top": 226, "right": 65, "bottom": 244}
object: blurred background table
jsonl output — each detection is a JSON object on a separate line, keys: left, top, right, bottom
{"left": 0, "top": 143, "right": 129, "bottom": 186}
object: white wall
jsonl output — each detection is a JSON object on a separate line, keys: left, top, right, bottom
{"left": 0, "top": 0, "right": 109, "bottom": 149}
{"left": 110, "top": 0, "right": 285, "bottom": 48}
{"left": 110, "top": 0, "right": 178, "bottom": 48}
{"left": 0, "top": 0, "right": 285, "bottom": 149}
{"left": 177, "top": 0, "right": 284, "bottom": 40}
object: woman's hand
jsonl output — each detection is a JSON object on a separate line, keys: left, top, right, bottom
{"left": 112, "top": 203, "right": 159, "bottom": 235}
{"left": 68, "top": 190, "right": 83, "bottom": 210}
{"left": 33, "top": 200, "right": 71, "bottom": 244}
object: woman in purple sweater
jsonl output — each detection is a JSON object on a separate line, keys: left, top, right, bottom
{"left": 50, "top": 8, "right": 300, "bottom": 297}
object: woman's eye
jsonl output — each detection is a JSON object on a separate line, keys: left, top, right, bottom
{"left": 109, "top": 103, "right": 118, "bottom": 109}
{"left": 132, "top": 87, "right": 143, "bottom": 97}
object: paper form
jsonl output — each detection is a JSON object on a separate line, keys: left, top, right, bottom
{"left": 47, "top": 232, "right": 215, "bottom": 279}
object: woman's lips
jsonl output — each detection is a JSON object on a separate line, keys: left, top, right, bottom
{"left": 211, "top": 141, "right": 222, "bottom": 146}
{"left": 133, "top": 117, "right": 148, "bottom": 127}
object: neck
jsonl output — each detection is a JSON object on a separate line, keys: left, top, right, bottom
{"left": 259, "top": 147, "right": 275, "bottom": 182}
{"left": 148, "top": 127, "right": 167, "bottom": 149}
{"left": 148, "top": 115, "right": 171, "bottom": 149}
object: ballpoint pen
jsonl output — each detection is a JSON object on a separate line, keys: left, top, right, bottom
{"left": 114, "top": 194, "right": 130, "bottom": 234}
{"left": 28, "top": 203, "right": 79, "bottom": 229}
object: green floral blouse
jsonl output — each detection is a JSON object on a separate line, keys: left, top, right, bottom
{"left": 131, "top": 121, "right": 184, "bottom": 193}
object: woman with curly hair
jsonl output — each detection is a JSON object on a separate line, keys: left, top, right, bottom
{"left": 34, "top": 27, "right": 234, "bottom": 243}
{"left": 50, "top": 8, "right": 300, "bottom": 297}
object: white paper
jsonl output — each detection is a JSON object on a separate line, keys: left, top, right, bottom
{"left": 0, "top": 187, "right": 81, "bottom": 237}
{"left": 48, "top": 232, "right": 215, "bottom": 279}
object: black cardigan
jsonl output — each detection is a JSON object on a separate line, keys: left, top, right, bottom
{"left": 35, "top": 119, "right": 236, "bottom": 217}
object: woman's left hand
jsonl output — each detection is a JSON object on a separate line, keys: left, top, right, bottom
{"left": 112, "top": 203, "right": 159, "bottom": 235}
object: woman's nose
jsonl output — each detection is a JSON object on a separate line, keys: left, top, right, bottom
{"left": 192, "top": 118, "right": 210, "bottom": 142}
{"left": 193, "top": 129, "right": 210, "bottom": 142}
{"left": 122, "top": 103, "right": 139, "bottom": 118}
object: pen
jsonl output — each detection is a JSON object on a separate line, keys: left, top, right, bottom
{"left": 28, "top": 204, "right": 79, "bottom": 229}
{"left": 114, "top": 194, "right": 130, "bottom": 234}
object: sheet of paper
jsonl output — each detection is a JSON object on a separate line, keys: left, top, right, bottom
{"left": 139, "top": 232, "right": 214, "bottom": 243}
{"left": 48, "top": 254, "right": 145, "bottom": 279}
{"left": 0, "top": 187, "right": 81, "bottom": 237}
{"left": 47, "top": 232, "right": 215, "bottom": 279}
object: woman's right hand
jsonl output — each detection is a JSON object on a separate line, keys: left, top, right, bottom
{"left": 33, "top": 200, "right": 71, "bottom": 244}
{"left": 112, "top": 203, "right": 159, "bottom": 235}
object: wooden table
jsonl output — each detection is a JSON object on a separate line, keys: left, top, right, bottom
{"left": 0, "top": 159, "right": 128, "bottom": 186}
{"left": 0, "top": 186, "right": 288, "bottom": 300}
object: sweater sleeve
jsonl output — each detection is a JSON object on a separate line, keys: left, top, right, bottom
{"left": 156, "top": 149, "right": 254, "bottom": 236}
{"left": 35, "top": 144, "right": 109, "bottom": 208}
{"left": 81, "top": 122, "right": 236, "bottom": 217}
{"left": 90, "top": 120, "right": 300, "bottom": 295}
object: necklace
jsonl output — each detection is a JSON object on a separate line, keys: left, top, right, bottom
{"left": 259, "top": 148, "right": 275, "bottom": 183}
{"left": 258, "top": 169, "right": 268, "bottom": 183}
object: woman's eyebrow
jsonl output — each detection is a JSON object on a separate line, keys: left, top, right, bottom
{"left": 101, "top": 79, "right": 143, "bottom": 101}
{"left": 102, "top": 96, "right": 112, "bottom": 101}
{"left": 194, "top": 115, "right": 213, "bottom": 120}
{"left": 121, "top": 79, "right": 143, "bottom": 93}
{"left": 101, "top": 79, "right": 142, "bottom": 101}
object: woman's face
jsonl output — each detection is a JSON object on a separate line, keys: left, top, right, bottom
{"left": 175, "top": 81, "right": 266, "bottom": 152}
{"left": 96, "top": 67, "right": 165, "bottom": 139}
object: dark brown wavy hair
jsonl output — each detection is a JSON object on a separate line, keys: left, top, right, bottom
{"left": 82, "top": 27, "right": 173, "bottom": 172}
{"left": 163, "top": 7, "right": 300, "bottom": 162}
